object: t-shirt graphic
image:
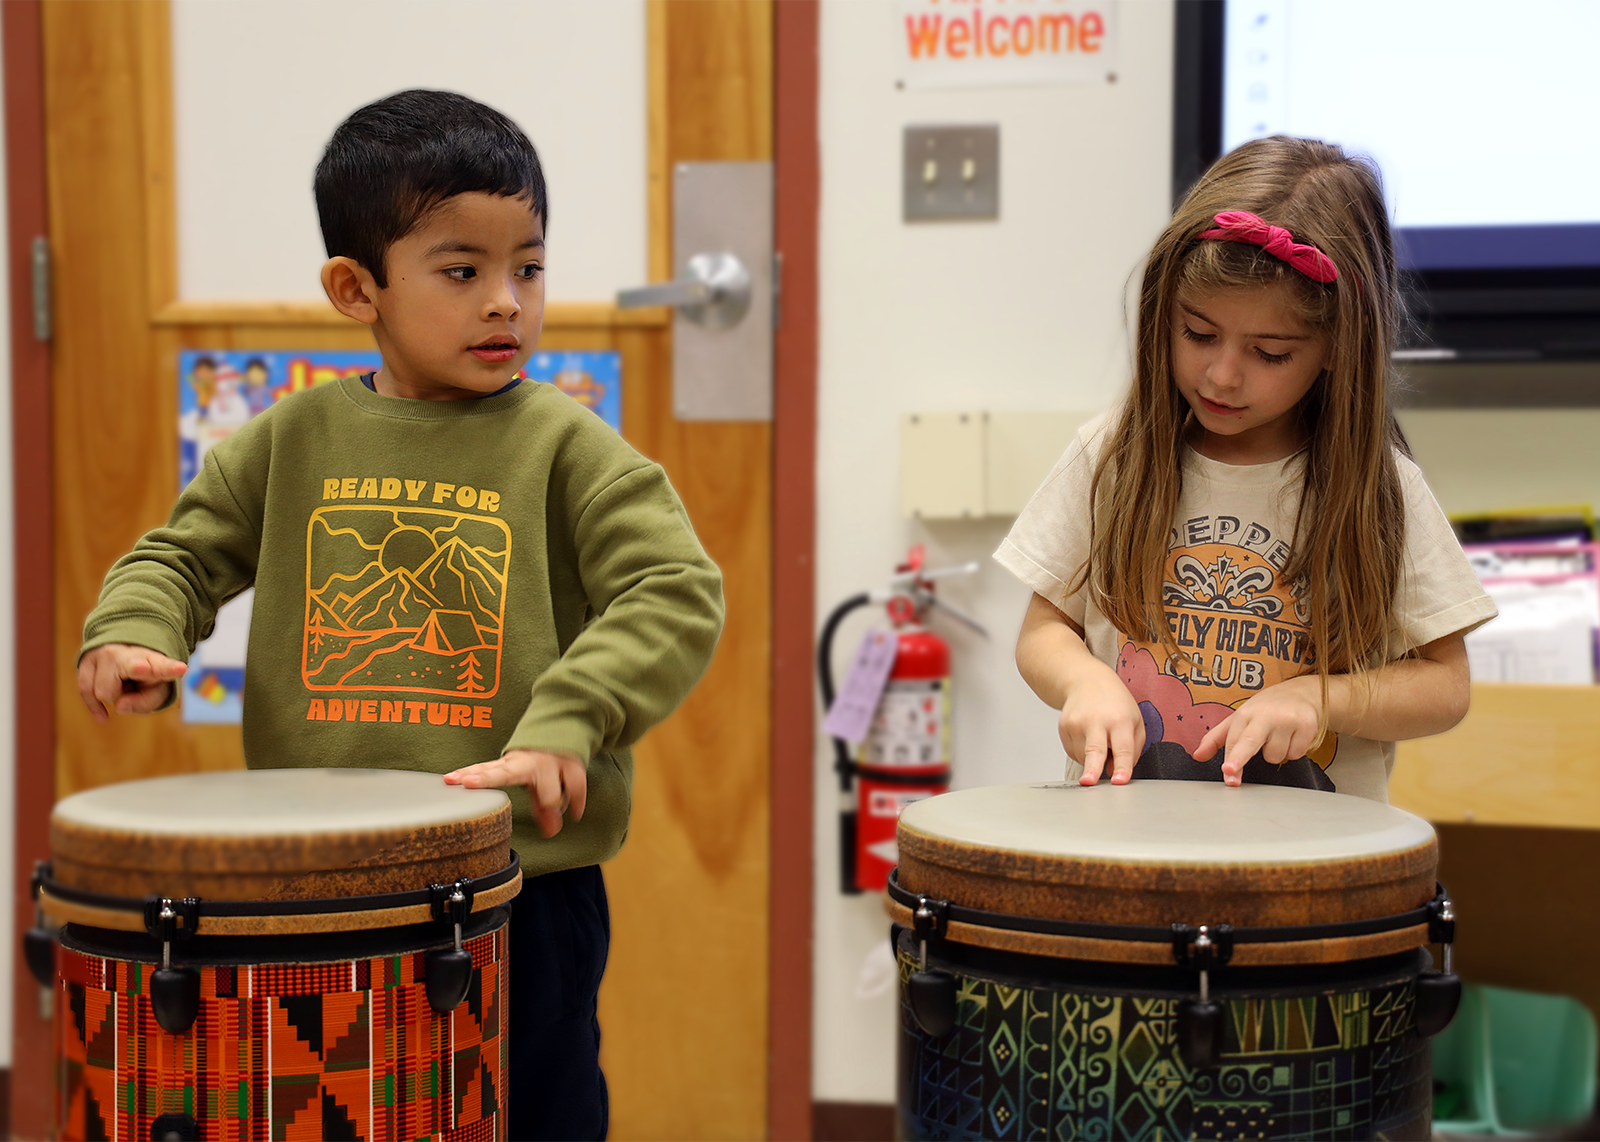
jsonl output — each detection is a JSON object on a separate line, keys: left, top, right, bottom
{"left": 1116, "top": 514, "right": 1337, "bottom": 775}
{"left": 303, "top": 506, "right": 510, "bottom": 697}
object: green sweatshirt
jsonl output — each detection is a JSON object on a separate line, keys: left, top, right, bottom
{"left": 81, "top": 376, "right": 724, "bottom": 875}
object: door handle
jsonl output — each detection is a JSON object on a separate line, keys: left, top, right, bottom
{"left": 617, "top": 252, "right": 752, "bottom": 330}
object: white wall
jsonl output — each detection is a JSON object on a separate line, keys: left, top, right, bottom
{"left": 812, "top": 0, "right": 1177, "bottom": 1104}
{"left": 172, "top": 0, "right": 646, "bottom": 303}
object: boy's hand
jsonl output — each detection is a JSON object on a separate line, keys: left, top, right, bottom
{"left": 444, "top": 749, "right": 587, "bottom": 838}
{"left": 1060, "top": 664, "right": 1147, "bottom": 787}
{"left": 77, "top": 644, "right": 188, "bottom": 722}
{"left": 1192, "top": 675, "right": 1322, "bottom": 786}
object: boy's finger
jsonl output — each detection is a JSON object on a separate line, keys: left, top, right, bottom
{"left": 78, "top": 659, "right": 109, "bottom": 721}
{"left": 92, "top": 657, "right": 127, "bottom": 711}
{"left": 561, "top": 760, "right": 587, "bottom": 822}
{"left": 126, "top": 653, "right": 187, "bottom": 681}
{"left": 116, "top": 683, "right": 171, "bottom": 716}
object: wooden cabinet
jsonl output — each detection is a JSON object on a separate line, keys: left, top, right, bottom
{"left": 1393, "top": 684, "right": 1600, "bottom": 1033}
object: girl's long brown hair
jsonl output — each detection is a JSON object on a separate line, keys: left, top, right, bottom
{"left": 1084, "top": 136, "right": 1408, "bottom": 694}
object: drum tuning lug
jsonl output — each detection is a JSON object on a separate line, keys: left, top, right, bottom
{"left": 425, "top": 946, "right": 475, "bottom": 1014}
{"left": 429, "top": 879, "right": 476, "bottom": 926}
{"left": 910, "top": 895, "right": 949, "bottom": 942}
{"left": 23, "top": 923, "right": 55, "bottom": 987}
{"left": 1415, "top": 967, "right": 1463, "bottom": 1038}
{"left": 150, "top": 964, "right": 201, "bottom": 1035}
{"left": 1176, "top": 998, "right": 1225, "bottom": 1070}
{"left": 143, "top": 895, "right": 200, "bottom": 943}
{"left": 24, "top": 870, "right": 57, "bottom": 987}
{"left": 151, "top": 1111, "right": 199, "bottom": 1141}
{"left": 908, "top": 969, "right": 958, "bottom": 1039}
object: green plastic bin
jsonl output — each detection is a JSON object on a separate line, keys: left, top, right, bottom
{"left": 1433, "top": 982, "right": 1598, "bottom": 1137}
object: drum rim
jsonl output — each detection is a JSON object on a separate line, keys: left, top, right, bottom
{"left": 885, "top": 865, "right": 1449, "bottom": 966}
{"left": 36, "top": 850, "right": 521, "bottom": 937}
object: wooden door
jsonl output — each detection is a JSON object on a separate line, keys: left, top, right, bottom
{"left": 13, "top": 2, "right": 792, "bottom": 1138}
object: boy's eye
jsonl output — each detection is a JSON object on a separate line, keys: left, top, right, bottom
{"left": 515, "top": 263, "right": 543, "bottom": 281}
{"left": 444, "top": 266, "right": 477, "bottom": 282}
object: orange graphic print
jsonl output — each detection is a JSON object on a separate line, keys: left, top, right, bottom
{"left": 1119, "top": 517, "right": 1337, "bottom": 773}
{"left": 303, "top": 506, "right": 510, "bottom": 697}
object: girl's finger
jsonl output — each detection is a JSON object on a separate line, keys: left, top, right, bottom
{"left": 1222, "top": 721, "right": 1268, "bottom": 785}
{"left": 1193, "top": 715, "right": 1232, "bottom": 762}
{"left": 1079, "top": 727, "right": 1109, "bottom": 786}
{"left": 1107, "top": 721, "right": 1139, "bottom": 785}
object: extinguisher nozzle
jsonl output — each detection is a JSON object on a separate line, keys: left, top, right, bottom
{"left": 839, "top": 810, "right": 863, "bottom": 895}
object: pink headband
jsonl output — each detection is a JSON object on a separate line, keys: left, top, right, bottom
{"left": 1198, "top": 211, "right": 1339, "bottom": 284}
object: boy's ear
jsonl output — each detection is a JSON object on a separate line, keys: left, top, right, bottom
{"left": 321, "top": 257, "right": 381, "bottom": 325}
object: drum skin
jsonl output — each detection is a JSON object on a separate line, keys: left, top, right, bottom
{"left": 56, "top": 911, "right": 510, "bottom": 1142}
{"left": 896, "top": 931, "right": 1433, "bottom": 1142}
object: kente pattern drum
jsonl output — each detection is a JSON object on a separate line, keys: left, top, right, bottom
{"left": 888, "top": 783, "right": 1458, "bottom": 1142}
{"left": 36, "top": 769, "right": 522, "bottom": 1142}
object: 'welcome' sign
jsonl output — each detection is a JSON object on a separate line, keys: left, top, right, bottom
{"left": 897, "top": 0, "right": 1118, "bottom": 89}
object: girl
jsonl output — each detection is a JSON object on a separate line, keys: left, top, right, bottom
{"left": 997, "top": 137, "right": 1496, "bottom": 802}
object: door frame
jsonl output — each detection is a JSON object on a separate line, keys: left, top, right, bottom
{"left": 770, "top": 2, "right": 820, "bottom": 1137}
{"left": 7, "top": 2, "right": 820, "bottom": 1138}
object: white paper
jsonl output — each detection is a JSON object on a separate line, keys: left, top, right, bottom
{"left": 198, "top": 589, "right": 255, "bottom": 670}
{"left": 1465, "top": 579, "right": 1597, "bottom": 685}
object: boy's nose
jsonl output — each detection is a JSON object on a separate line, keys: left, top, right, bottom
{"left": 484, "top": 282, "right": 520, "bottom": 320}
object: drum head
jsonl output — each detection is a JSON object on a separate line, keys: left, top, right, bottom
{"left": 896, "top": 782, "right": 1437, "bottom": 927}
{"left": 51, "top": 768, "right": 511, "bottom": 902}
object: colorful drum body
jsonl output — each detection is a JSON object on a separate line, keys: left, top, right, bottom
{"left": 890, "top": 782, "right": 1452, "bottom": 1142}
{"left": 39, "top": 769, "right": 522, "bottom": 1142}
{"left": 57, "top": 912, "right": 508, "bottom": 1142}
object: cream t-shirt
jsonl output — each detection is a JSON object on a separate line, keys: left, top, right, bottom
{"left": 995, "top": 416, "right": 1497, "bottom": 802}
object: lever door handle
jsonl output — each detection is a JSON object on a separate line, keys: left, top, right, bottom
{"left": 616, "top": 251, "right": 751, "bottom": 330}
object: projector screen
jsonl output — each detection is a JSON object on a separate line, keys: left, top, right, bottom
{"left": 1222, "top": 0, "right": 1600, "bottom": 271}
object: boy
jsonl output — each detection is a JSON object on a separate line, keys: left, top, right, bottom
{"left": 76, "top": 89, "right": 724, "bottom": 1141}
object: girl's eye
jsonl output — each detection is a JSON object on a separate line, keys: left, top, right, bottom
{"left": 1180, "top": 325, "right": 1213, "bottom": 344}
{"left": 444, "top": 266, "right": 476, "bottom": 282}
{"left": 515, "top": 263, "right": 543, "bottom": 281}
{"left": 1255, "top": 347, "right": 1293, "bottom": 365}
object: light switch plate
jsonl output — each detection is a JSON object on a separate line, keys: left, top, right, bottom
{"left": 903, "top": 125, "right": 1000, "bottom": 222}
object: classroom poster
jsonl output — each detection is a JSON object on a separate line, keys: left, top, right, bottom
{"left": 176, "top": 349, "right": 621, "bottom": 723}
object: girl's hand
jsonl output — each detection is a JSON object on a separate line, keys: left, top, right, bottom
{"left": 1192, "top": 676, "right": 1322, "bottom": 786}
{"left": 444, "top": 749, "right": 587, "bottom": 837}
{"left": 1060, "top": 665, "right": 1147, "bottom": 786}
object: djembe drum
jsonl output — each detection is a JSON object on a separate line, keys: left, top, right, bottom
{"left": 29, "top": 768, "right": 522, "bottom": 1142}
{"left": 887, "top": 782, "right": 1460, "bottom": 1141}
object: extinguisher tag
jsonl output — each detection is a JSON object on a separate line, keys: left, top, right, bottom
{"left": 822, "top": 628, "right": 898, "bottom": 743}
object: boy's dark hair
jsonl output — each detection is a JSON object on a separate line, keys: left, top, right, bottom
{"left": 314, "top": 89, "right": 547, "bottom": 288}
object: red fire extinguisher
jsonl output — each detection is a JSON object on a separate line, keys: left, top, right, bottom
{"left": 819, "top": 547, "right": 984, "bottom": 894}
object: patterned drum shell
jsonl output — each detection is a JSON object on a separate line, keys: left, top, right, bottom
{"left": 57, "top": 910, "right": 509, "bottom": 1142}
{"left": 896, "top": 929, "right": 1433, "bottom": 1141}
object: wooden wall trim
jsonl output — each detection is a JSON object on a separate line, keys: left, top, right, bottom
{"left": 3, "top": 1, "right": 55, "bottom": 1136}
{"left": 136, "top": 0, "right": 176, "bottom": 314}
{"left": 770, "top": 2, "right": 819, "bottom": 1139}
{"left": 151, "top": 299, "right": 668, "bottom": 329}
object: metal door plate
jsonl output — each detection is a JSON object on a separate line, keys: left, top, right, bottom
{"left": 674, "top": 162, "right": 773, "bottom": 421}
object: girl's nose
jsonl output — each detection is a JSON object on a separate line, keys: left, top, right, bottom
{"left": 1207, "top": 344, "right": 1244, "bottom": 389}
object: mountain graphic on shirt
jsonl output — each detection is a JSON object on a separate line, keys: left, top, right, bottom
{"left": 303, "top": 506, "right": 510, "bottom": 697}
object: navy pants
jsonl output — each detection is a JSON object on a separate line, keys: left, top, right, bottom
{"left": 507, "top": 865, "right": 610, "bottom": 1141}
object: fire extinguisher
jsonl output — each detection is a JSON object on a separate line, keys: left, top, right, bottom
{"left": 819, "top": 546, "right": 984, "bottom": 894}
